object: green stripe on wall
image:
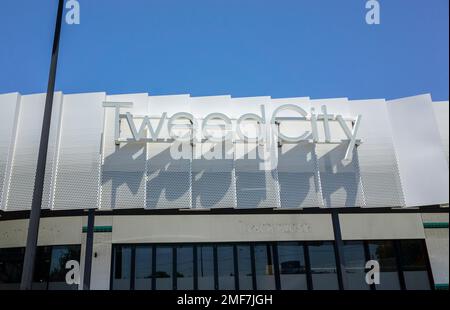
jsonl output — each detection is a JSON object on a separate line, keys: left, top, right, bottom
{"left": 435, "top": 284, "right": 449, "bottom": 290}
{"left": 82, "top": 226, "right": 112, "bottom": 233}
{"left": 423, "top": 222, "right": 449, "bottom": 229}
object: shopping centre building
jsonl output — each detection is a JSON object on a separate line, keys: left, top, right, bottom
{"left": 0, "top": 91, "right": 448, "bottom": 290}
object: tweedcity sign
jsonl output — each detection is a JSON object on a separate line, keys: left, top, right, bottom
{"left": 103, "top": 102, "right": 362, "bottom": 167}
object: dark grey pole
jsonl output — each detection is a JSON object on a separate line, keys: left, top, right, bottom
{"left": 331, "top": 209, "right": 347, "bottom": 290}
{"left": 83, "top": 209, "right": 95, "bottom": 290}
{"left": 20, "top": 0, "right": 64, "bottom": 290}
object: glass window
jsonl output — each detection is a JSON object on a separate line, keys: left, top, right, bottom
{"left": 278, "top": 242, "right": 307, "bottom": 290}
{"left": 254, "top": 244, "right": 276, "bottom": 290}
{"left": 342, "top": 241, "right": 370, "bottom": 290}
{"left": 135, "top": 246, "right": 152, "bottom": 290}
{"left": 48, "top": 245, "right": 81, "bottom": 290}
{"left": 32, "top": 246, "right": 52, "bottom": 290}
{"left": 112, "top": 245, "right": 132, "bottom": 290}
{"left": 154, "top": 246, "right": 173, "bottom": 290}
{"left": 0, "top": 247, "right": 24, "bottom": 290}
{"left": 197, "top": 245, "right": 215, "bottom": 290}
{"left": 367, "top": 241, "right": 401, "bottom": 290}
{"left": 27, "top": 245, "right": 82, "bottom": 290}
{"left": 176, "top": 246, "right": 194, "bottom": 290}
{"left": 236, "top": 245, "right": 253, "bottom": 290}
{"left": 217, "top": 245, "right": 235, "bottom": 290}
{"left": 398, "top": 240, "right": 431, "bottom": 290}
{"left": 308, "top": 242, "right": 339, "bottom": 290}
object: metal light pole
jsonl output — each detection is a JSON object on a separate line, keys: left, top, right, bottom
{"left": 20, "top": 0, "right": 64, "bottom": 290}
{"left": 83, "top": 209, "right": 95, "bottom": 289}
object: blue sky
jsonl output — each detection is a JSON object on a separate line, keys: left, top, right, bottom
{"left": 0, "top": 0, "right": 448, "bottom": 100}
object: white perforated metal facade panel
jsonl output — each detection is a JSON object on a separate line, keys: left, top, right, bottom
{"left": 146, "top": 142, "right": 192, "bottom": 209}
{"left": 5, "top": 94, "right": 45, "bottom": 211}
{"left": 278, "top": 143, "right": 322, "bottom": 208}
{"left": 41, "top": 92, "right": 63, "bottom": 210}
{"left": 0, "top": 93, "right": 21, "bottom": 210}
{"left": 232, "top": 97, "right": 281, "bottom": 209}
{"left": 145, "top": 95, "right": 192, "bottom": 209}
{"left": 311, "top": 99, "right": 365, "bottom": 208}
{"left": 387, "top": 95, "right": 449, "bottom": 207}
{"left": 192, "top": 142, "right": 236, "bottom": 209}
{"left": 191, "top": 96, "right": 236, "bottom": 209}
{"left": 349, "top": 99, "right": 405, "bottom": 208}
{"left": 100, "top": 94, "right": 148, "bottom": 210}
{"left": 432, "top": 101, "right": 449, "bottom": 164}
{"left": 316, "top": 143, "right": 365, "bottom": 208}
{"left": 0, "top": 91, "right": 448, "bottom": 211}
{"left": 52, "top": 93, "right": 105, "bottom": 210}
{"left": 234, "top": 142, "right": 281, "bottom": 209}
{"left": 270, "top": 97, "right": 322, "bottom": 209}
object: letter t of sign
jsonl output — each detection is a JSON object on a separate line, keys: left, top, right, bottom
{"left": 318, "top": 105, "right": 334, "bottom": 142}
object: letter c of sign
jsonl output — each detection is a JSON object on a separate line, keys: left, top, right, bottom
{"left": 271, "top": 104, "right": 310, "bottom": 143}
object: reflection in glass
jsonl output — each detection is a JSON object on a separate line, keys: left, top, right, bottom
{"left": 217, "top": 245, "right": 235, "bottom": 290}
{"left": 32, "top": 246, "right": 52, "bottom": 290}
{"left": 197, "top": 246, "right": 214, "bottom": 290}
{"left": 342, "top": 241, "right": 370, "bottom": 290}
{"left": 135, "top": 246, "right": 152, "bottom": 290}
{"left": 308, "top": 242, "right": 339, "bottom": 290}
{"left": 367, "top": 241, "right": 401, "bottom": 290}
{"left": 278, "top": 242, "right": 307, "bottom": 290}
{"left": 254, "top": 244, "right": 276, "bottom": 290}
{"left": 154, "top": 246, "right": 173, "bottom": 290}
{"left": 0, "top": 248, "right": 24, "bottom": 290}
{"left": 237, "top": 245, "right": 253, "bottom": 290}
{"left": 398, "top": 240, "right": 431, "bottom": 290}
{"left": 176, "top": 246, "right": 194, "bottom": 290}
{"left": 48, "top": 245, "right": 81, "bottom": 290}
{"left": 112, "top": 246, "right": 132, "bottom": 290}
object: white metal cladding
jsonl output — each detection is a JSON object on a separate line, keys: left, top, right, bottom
{"left": 278, "top": 143, "right": 322, "bottom": 208}
{"left": 271, "top": 97, "right": 322, "bottom": 208}
{"left": 146, "top": 95, "right": 192, "bottom": 209}
{"left": 191, "top": 96, "right": 236, "bottom": 209}
{"left": 4, "top": 94, "right": 46, "bottom": 211}
{"left": 232, "top": 96, "right": 281, "bottom": 209}
{"left": 348, "top": 99, "right": 405, "bottom": 208}
{"left": 192, "top": 141, "right": 236, "bottom": 209}
{"left": 0, "top": 91, "right": 448, "bottom": 211}
{"left": 234, "top": 142, "right": 281, "bottom": 209}
{"left": 387, "top": 95, "right": 449, "bottom": 207}
{"left": 41, "top": 92, "right": 63, "bottom": 210}
{"left": 0, "top": 93, "right": 20, "bottom": 210}
{"left": 100, "top": 94, "right": 148, "bottom": 210}
{"left": 146, "top": 142, "right": 192, "bottom": 209}
{"left": 311, "top": 98, "right": 365, "bottom": 208}
{"left": 432, "top": 101, "right": 449, "bottom": 164}
{"left": 51, "top": 92, "right": 105, "bottom": 210}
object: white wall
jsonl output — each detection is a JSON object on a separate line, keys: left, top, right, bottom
{"left": 387, "top": 95, "right": 449, "bottom": 207}
{"left": 0, "top": 216, "right": 82, "bottom": 248}
{"left": 1, "top": 91, "right": 448, "bottom": 211}
{"left": 339, "top": 213, "right": 425, "bottom": 240}
{"left": 112, "top": 214, "right": 335, "bottom": 243}
{"left": 422, "top": 213, "right": 449, "bottom": 286}
{"left": 79, "top": 215, "right": 112, "bottom": 290}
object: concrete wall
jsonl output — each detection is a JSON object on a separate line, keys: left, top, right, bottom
{"left": 339, "top": 213, "right": 425, "bottom": 240}
{"left": 0, "top": 216, "right": 82, "bottom": 248}
{"left": 111, "top": 214, "right": 335, "bottom": 243}
{"left": 422, "top": 213, "right": 449, "bottom": 287}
